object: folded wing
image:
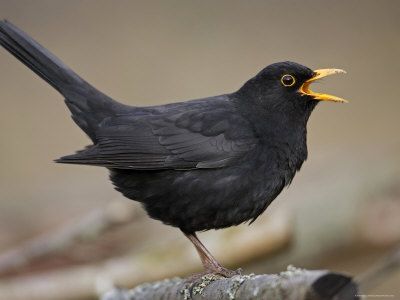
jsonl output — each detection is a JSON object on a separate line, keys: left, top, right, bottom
{"left": 57, "top": 106, "right": 258, "bottom": 170}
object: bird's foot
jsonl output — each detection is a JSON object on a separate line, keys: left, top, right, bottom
{"left": 207, "top": 265, "right": 242, "bottom": 278}
{"left": 185, "top": 266, "right": 242, "bottom": 284}
{"left": 184, "top": 271, "right": 220, "bottom": 285}
{"left": 182, "top": 268, "right": 242, "bottom": 297}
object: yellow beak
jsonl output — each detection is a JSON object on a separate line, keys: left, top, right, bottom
{"left": 299, "top": 69, "right": 348, "bottom": 103}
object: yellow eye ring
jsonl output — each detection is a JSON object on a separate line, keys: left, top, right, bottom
{"left": 281, "top": 74, "right": 296, "bottom": 87}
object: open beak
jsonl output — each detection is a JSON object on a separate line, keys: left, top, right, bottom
{"left": 300, "top": 69, "right": 348, "bottom": 103}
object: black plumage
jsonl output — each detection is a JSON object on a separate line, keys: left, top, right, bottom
{"left": 0, "top": 20, "right": 346, "bottom": 277}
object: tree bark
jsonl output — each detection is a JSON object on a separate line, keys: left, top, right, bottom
{"left": 101, "top": 267, "right": 359, "bottom": 300}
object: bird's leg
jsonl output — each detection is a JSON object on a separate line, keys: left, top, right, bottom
{"left": 182, "top": 231, "right": 240, "bottom": 278}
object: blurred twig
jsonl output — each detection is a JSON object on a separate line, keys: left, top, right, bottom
{"left": 0, "top": 201, "right": 139, "bottom": 275}
{"left": 356, "top": 244, "right": 400, "bottom": 292}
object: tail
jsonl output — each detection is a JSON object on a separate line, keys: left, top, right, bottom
{"left": 0, "top": 20, "right": 126, "bottom": 141}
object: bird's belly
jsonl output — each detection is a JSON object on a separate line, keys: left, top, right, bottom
{"left": 110, "top": 165, "right": 287, "bottom": 232}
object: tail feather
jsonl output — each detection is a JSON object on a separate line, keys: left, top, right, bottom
{"left": 0, "top": 20, "right": 84, "bottom": 94}
{"left": 0, "top": 20, "right": 126, "bottom": 140}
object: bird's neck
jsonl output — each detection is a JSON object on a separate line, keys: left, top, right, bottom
{"left": 232, "top": 92, "right": 316, "bottom": 172}
{"left": 232, "top": 92, "right": 315, "bottom": 140}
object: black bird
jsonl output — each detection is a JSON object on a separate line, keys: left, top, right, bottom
{"left": 0, "top": 20, "right": 347, "bottom": 277}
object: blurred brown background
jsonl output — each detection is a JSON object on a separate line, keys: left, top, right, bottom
{"left": 0, "top": 1, "right": 399, "bottom": 299}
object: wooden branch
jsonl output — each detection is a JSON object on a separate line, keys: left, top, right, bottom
{"left": 101, "top": 267, "right": 358, "bottom": 300}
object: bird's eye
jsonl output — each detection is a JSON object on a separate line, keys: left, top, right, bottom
{"left": 281, "top": 74, "right": 296, "bottom": 87}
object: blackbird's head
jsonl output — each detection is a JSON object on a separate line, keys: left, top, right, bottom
{"left": 236, "top": 61, "right": 347, "bottom": 117}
